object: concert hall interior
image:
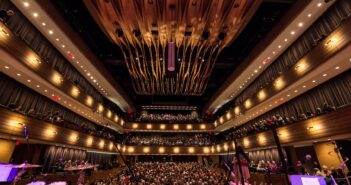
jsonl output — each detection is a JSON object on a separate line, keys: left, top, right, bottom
{"left": 0, "top": 0, "right": 350, "bottom": 184}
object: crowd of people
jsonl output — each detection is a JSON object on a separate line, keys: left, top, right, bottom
{"left": 125, "top": 134, "right": 213, "bottom": 146}
{"left": 136, "top": 113, "right": 201, "bottom": 123}
{"left": 221, "top": 102, "right": 337, "bottom": 141}
{"left": 2, "top": 103, "right": 118, "bottom": 141}
{"left": 92, "top": 162, "right": 226, "bottom": 185}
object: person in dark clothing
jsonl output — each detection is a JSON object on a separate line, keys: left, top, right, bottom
{"left": 0, "top": 10, "right": 14, "bottom": 23}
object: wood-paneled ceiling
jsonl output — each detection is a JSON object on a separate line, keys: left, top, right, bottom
{"left": 50, "top": 0, "right": 294, "bottom": 116}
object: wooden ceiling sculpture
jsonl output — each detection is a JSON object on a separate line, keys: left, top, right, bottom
{"left": 85, "top": 0, "right": 261, "bottom": 95}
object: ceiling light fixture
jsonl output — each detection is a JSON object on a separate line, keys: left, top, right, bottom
{"left": 290, "top": 31, "right": 295, "bottom": 35}
{"left": 308, "top": 13, "right": 312, "bottom": 17}
{"left": 41, "top": 22, "right": 46, "bottom": 26}
{"left": 298, "top": 22, "right": 303, "bottom": 27}
{"left": 4, "top": 66, "right": 9, "bottom": 69}
{"left": 32, "top": 13, "right": 38, "bottom": 17}
{"left": 23, "top": 2, "right": 29, "bottom": 7}
{"left": 48, "top": 30, "right": 53, "bottom": 34}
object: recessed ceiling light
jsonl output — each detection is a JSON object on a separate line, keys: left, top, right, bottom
{"left": 312, "top": 80, "right": 316, "bottom": 83}
{"left": 93, "top": 79, "right": 97, "bottom": 82}
{"left": 272, "top": 51, "right": 276, "bottom": 54}
{"left": 41, "top": 22, "right": 46, "bottom": 26}
{"left": 27, "top": 79, "right": 31, "bottom": 83}
{"left": 76, "top": 61, "right": 79, "bottom": 64}
{"left": 254, "top": 69, "right": 258, "bottom": 73}
{"left": 80, "top": 65, "right": 83, "bottom": 68}
{"left": 4, "top": 66, "right": 9, "bottom": 69}
{"left": 62, "top": 45, "right": 65, "bottom": 48}
{"left": 291, "top": 31, "right": 295, "bottom": 35}
{"left": 287, "top": 94, "right": 290, "bottom": 97}
{"left": 303, "top": 85, "right": 306, "bottom": 88}
{"left": 44, "top": 89, "right": 48, "bottom": 93}
{"left": 278, "top": 45, "right": 281, "bottom": 49}
{"left": 48, "top": 30, "right": 53, "bottom": 34}
{"left": 307, "top": 13, "right": 312, "bottom": 17}
{"left": 317, "top": 3, "right": 322, "bottom": 7}
{"left": 322, "top": 73, "right": 327, "bottom": 77}
{"left": 90, "top": 76, "right": 93, "bottom": 79}
{"left": 294, "top": 90, "right": 298, "bottom": 93}
{"left": 335, "top": 66, "right": 340, "bottom": 69}
{"left": 87, "top": 73, "right": 91, "bottom": 76}
{"left": 36, "top": 85, "right": 40, "bottom": 88}
{"left": 284, "top": 38, "right": 288, "bottom": 42}
{"left": 17, "top": 73, "right": 21, "bottom": 76}
{"left": 298, "top": 22, "right": 303, "bottom": 27}
{"left": 258, "top": 65, "right": 261, "bottom": 69}
{"left": 56, "top": 38, "right": 60, "bottom": 41}
{"left": 33, "top": 13, "right": 38, "bottom": 17}
{"left": 23, "top": 2, "right": 29, "bottom": 7}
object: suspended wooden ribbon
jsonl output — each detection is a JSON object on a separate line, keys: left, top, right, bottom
{"left": 85, "top": 0, "right": 261, "bottom": 95}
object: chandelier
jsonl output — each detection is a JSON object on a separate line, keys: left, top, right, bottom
{"left": 85, "top": 0, "right": 260, "bottom": 95}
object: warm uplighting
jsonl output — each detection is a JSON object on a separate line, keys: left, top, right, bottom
{"left": 127, "top": 147, "right": 135, "bottom": 153}
{"left": 146, "top": 124, "right": 152, "bottom": 129}
{"left": 120, "top": 120, "right": 125, "bottom": 126}
{"left": 132, "top": 123, "right": 139, "bottom": 129}
{"left": 99, "top": 140, "right": 105, "bottom": 148}
{"left": 71, "top": 86, "right": 80, "bottom": 97}
{"left": 114, "top": 115, "right": 119, "bottom": 122}
{"left": 109, "top": 142, "right": 114, "bottom": 150}
{"left": 216, "top": 145, "right": 221, "bottom": 152}
{"left": 223, "top": 144, "right": 228, "bottom": 151}
{"left": 234, "top": 106, "right": 240, "bottom": 115}
{"left": 160, "top": 124, "right": 166, "bottom": 129}
{"left": 159, "top": 147, "right": 165, "bottom": 153}
{"left": 86, "top": 137, "right": 93, "bottom": 146}
{"left": 107, "top": 110, "right": 112, "bottom": 118}
{"left": 45, "top": 128, "right": 58, "bottom": 138}
{"left": 173, "top": 124, "right": 179, "bottom": 130}
{"left": 173, "top": 147, "right": 180, "bottom": 153}
{"left": 186, "top": 124, "right": 193, "bottom": 130}
{"left": 273, "top": 77, "right": 285, "bottom": 90}
{"left": 209, "top": 146, "right": 214, "bottom": 154}
{"left": 51, "top": 72, "right": 63, "bottom": 85}
{"left": 243, "top": 138, "right": 250, "bottom": 147}
{"left": 258, "top": 89, "right": 266, "bottom": 101}
{"left": 244, "top": 99, "right": 252, "bottom": 109}
{"left": 219, "top": 116, "right": 224, "bottom": 124}
{"left": 69, "top": 133, "right": 79, "bottom": 143}
{"left": 98, "top": 104, "right": 104, "bottom": 112}
{"left": 203, "top": 147, "right": 210, "bottom": 154}
{"left": 226, "top": 112, "right": 231, "bottom": 119}
{"left": 86, "top": 96, "right": 93, "bottom": 106}
{"left": 188, "top": 147, "right": 195, "bottom": 153}
{"left": 143, "top": 147, "right": 150, "bottom": 153}
{"left": 214, "top": 121, "right": 218, "bottom": 127}
{"left": 257, "top": 134, "right": 267, "bottom": 145}
{"left": 200, "top": 124, "right": 206, "bottom": 130}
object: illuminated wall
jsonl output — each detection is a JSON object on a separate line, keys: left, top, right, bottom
{"left": 0, "top": 139, "right": 15, "bottom": 163}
